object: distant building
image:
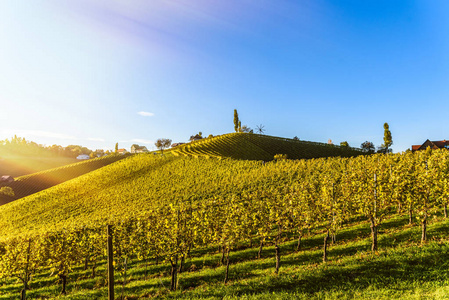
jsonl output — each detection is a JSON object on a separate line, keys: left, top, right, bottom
{"left": 190, "top": 134, "right": 203, "bottom": 142}
{"left": 0, "top": 175, "right": 14, "bottom": 183}
{"left": 130, "top": 144, "right": 149, "bottom": 154}
{"left": 117, "top": 148, "right": 128, "bottom": 155}
{"left": 171, "top": 142, "right": 185, "bottom": 148}
{"left": 411, "top": 139, "right": 449, "bottom": 151}
{"left": 76, "top": 154, "right": 90, "bottom": 160}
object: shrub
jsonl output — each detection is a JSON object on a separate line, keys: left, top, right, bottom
{"left": 0, "top": 186, "right": 15, "bottom": 197}
{"left": 274, "top": 154, "right": 288, "bottom": 161}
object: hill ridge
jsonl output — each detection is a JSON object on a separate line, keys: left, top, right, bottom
{"left": 172, "top": 132, "right": 363, "bottom": 160}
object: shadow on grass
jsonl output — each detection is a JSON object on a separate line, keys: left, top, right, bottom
{"left": 171, "top": 240, "right": 449, "bottom": 299}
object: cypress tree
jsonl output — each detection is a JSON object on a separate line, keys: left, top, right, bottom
{"left": 234, "top": 109, "right": 239, "bottom": 132}
{"left": 383, "top": 123, "right": 393, "bottom": 153}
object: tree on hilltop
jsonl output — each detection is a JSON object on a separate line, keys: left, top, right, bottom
{"left": 382, "top": 122, "right": 393, "bottom": 153}
{"left": 361, "top": 141, "right": 375, "bottom": 153}
{"left": 234, "top": 109, "right": 239, "bottom": 132}
{"left": 155, "top": 138, "right": 172, "bottom": 154}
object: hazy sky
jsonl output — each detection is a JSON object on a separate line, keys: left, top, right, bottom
{"left": 1, "top": 0, "right": 448, "bottom": 151}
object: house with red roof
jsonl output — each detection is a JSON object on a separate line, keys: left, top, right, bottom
{"left": 117, "top": 148, "right": 128, "bottom": 155}
{"left": 411, "top": 139, "right": 449, "bottom": 151}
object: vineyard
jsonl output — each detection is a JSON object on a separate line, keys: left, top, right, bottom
{"left": 171, "top": 133, "right": 364, "bottom": 160}
{"left": 1, "top": 148, "right": 449, "bottom": 298}
{"left": 0, "top": 154, "right": 129, "bottom": 205}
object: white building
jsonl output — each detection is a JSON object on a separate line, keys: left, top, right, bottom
{"left": 131, "top": 145, "right": 149, "bottom": 153}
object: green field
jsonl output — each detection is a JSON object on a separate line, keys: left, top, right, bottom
{"left": 0, "top": 154, "right": 129, "bottom": 205}
{"left": 0, "top": 136, "right": 448, "bottom": 299}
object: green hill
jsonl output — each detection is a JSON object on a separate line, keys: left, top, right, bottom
{"left": 0, "top": 144, "right": 448, "bottom": 299}
{"left": 0, "top": 154, "right": 129, "bottom": 205}
{"left": 0, "top": 155, "right": 78, "bottom": 177}
{"left": 171, "top": 132, "right": 363, "bottom": 160}
{"left": 0, "top": 150, "right": 448, "bottom": 299}
{"left": 0, "top": 133, "right": 365, "bottom": 237}
{"left": 0, "top": 154, "right": 242, "bottom": 238}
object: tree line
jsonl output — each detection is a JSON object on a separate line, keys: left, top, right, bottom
{"left": 0, "top": 136, "right": 112, "bottom": 159}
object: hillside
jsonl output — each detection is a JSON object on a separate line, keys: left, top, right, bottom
{"left": 0, "top": 149, "right": 449, "bottom": 299}
{"left": 0, "top": 133, "right": 365, "bottom": 238}
{"left": 0, "top": 155, "right": 78, "bottom": 178}
{"left": 0, "top": 148, "right": 444, "bottom": 241}
{"left": 171, "top": 132, "right": 364, "bottom": 160}
{"left": 0, "top": 154, "right": 129, "bottom": 205}
{"left": 0, "top": 154, "right": 257, "bottom": 238}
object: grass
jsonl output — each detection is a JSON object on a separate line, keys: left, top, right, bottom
{"left": 1, "top": 213, "right": 449, "bottom": 299}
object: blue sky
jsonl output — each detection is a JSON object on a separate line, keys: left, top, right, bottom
{"left": 1, "top": 0, "right": 448, "bottom": 152}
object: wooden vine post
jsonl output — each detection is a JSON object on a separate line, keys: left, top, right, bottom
{"left": 371, "top": 173, "right": 378, "bottom": 252}
{"left": 21, "top": 238, "right": 32, "bottom": 300}
{"left": 422, "top": 161, "right": 428, "bottom": 243}
{"left": 107, "top": 225, "right": 114, "bottom": 300}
